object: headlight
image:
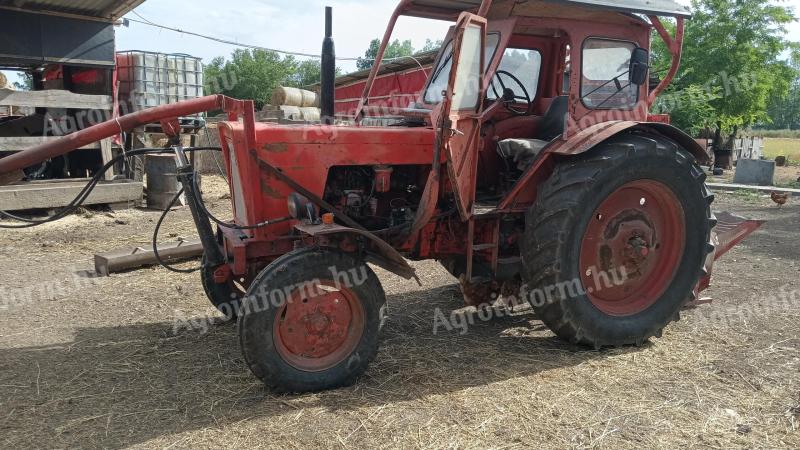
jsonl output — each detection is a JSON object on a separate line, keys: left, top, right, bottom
{"left": 287, "top": 192, "right": 309, "bottom": 220}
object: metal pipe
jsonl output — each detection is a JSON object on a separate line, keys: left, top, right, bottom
{"left": 173, "top": 145, "right": 227, "bottom": 269}
{"left": 320, "top": 6, "right": 336, "bottom": 124}
{"left": 477, "top": 0, "right": 493, "bottom": 17}
{"left": 648, "top": 16, "right": 684, "bottom": 106}
{"left": 0, "top": 94, "right": 247, "bottom": 175}
{"left": 354, "top": 0, "right": 411, "bottom": 123}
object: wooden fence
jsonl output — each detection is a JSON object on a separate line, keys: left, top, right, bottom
{"left": 734, "top": 137, "right": 764, "bottom": 161}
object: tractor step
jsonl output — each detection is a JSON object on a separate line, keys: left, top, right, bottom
{"left": 466, "top": 217, "right": 502, "bottom": 282}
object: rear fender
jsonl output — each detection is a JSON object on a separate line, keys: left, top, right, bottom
{"left": 550, "top": 121, "right": 710, "bottom": 163}
{"left": 499, "top": 121, "right": 711, "bottom": 210}
{"left": 295, "top": 223, "right": 418, "bottom": 282}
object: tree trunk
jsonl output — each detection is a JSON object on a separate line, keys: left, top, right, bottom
{"left": 713, "top": 122, "right": 738, "bottom": 170}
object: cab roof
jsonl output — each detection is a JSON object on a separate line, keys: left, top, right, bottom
{"left": 404, "top": 0, "right": 691, "bottom": 20}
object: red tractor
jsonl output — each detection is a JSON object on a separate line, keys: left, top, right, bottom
{"left": 0, "top": 0, "right": 763, "bottom": 393}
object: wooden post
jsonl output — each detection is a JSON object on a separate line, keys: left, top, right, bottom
{"left": 100, "top": 138, "right": 114, "bottom": 181}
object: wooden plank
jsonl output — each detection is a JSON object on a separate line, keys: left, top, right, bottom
{"left": 0, "top": 136, "right": 103, "bottom": 152}
{"left": 0, "top": 89, "right": 113, "bottom": 110}
{"left": 94, "top": 239, "right": 203, "bottom": 276}
{"left": 0, "top": 169, "right": 24, "bottom": 186}
{"left": 100, "top": 138, "right": 114, "bottom": 181}
{"left": 708, "top": 182, "right": 800, "bottom": 196}
{"left": 0, "top": 180, "right": 143, "bottom": 211}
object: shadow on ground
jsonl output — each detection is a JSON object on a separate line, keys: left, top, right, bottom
{"left": 0, "top": 284, "right": 645, "bottom": 448}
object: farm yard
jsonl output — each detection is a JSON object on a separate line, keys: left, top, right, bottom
{"left": 1, "top": 0, "right": 800, "bottom": 448}
{"left": 0, "top": 178, "right": 798, "bottom": 449}
{"left": 764, "top": 138, "right": 800, "bottom": 167}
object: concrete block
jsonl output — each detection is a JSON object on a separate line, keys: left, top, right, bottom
{"left": 733, "top": 159, "right": 775, "bottom": 186}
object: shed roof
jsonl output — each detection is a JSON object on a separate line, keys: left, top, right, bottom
{"left": 0, "top": 0, "right": 146, "bottom": 22}
{"left": 334, "top": 50, "right": 439, "bottom": 87}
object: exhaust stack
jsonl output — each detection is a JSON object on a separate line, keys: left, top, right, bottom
{"left": 320, "top": 6, "right": 336, "bottom": 124}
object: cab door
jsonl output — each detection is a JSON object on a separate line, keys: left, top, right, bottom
{"left": 436, "top": 13, "right": 488, "bottom": 221}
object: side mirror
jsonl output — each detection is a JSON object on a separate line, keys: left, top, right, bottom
{"left": 629, "top": 47, "right": 650, "bottom": 86}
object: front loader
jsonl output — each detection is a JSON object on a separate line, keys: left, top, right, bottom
{"left": 0, "top": 0, "right": 763, "bottom": 393}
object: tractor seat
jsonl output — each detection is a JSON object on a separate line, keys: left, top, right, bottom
{"left": 497, "top": 96, "right": 568, "bottom": 171}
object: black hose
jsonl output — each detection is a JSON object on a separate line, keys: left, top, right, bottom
{"left": 152, "top": 186, "right": 201, "bottom": 274}
{"left": 0, "top": 147, "right": 221, "bottom": 228}
{"left": 189, "top": 175, "right": 291, "bottom": 230}
{"left": 0, "top": 145, "right": 287, "bottom": 275}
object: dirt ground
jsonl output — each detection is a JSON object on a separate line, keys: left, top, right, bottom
{"left": 0, "top": 175, "right": 798, "bottom": 449}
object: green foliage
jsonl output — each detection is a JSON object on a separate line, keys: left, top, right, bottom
{"left": 12, "top": 73, "right": 33, "bottom": 91}
{"left": 204, "top": 50, "right": 341, "bottom": 110}
{"left": 651, "top": 0, "right": 798, "bottom": 136}
{"left": 421, "top": 39, "right": 444, "bottom": 53}
{"left": 356, "top": 38, "right": 416, "bottom": 71}
{"left": 653, "top": 85, "right": 721, "bottom": 135}
{"left": 766, "top": 48, "right": 800, "bottom": 130}
{"left": 292, "top": 59, "right": 342, "bottom": 88}
{"left": 356, "top": 38, "right": 443, "bottom": 71}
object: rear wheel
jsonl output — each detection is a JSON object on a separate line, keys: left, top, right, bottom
{"left": 238, "top": 248, "right": 386, "bottom": 393}
{"left": 521, "top": 133, "right": 714, "bottom": 348}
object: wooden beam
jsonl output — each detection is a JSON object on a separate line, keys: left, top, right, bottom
{"left": 94, "top": 239, "right": 203, "bottom": 276}
{"left": 0, "top": 89, "right": 112, "bottom": 110}
{"left": 0, "top": 136, "right": 105, "bottom": 152}
{"left": 0, "top": 169, "right": 24, "bottom": 186}
{"left": 0, "top": 180, "right": 142, "bottom": 211}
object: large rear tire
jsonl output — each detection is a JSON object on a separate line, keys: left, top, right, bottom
{"left": 238, "top": 248, "right": 387, "bottom": 393}
{"left": 521, "top": 132, "right": 714, "bottom": 348}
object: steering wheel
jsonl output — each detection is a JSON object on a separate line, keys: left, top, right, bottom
{"left": 490, "top": 70, "right": 532, "bottom": 116}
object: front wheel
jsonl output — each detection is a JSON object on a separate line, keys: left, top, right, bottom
{"left": 521, "top": 133, "right": 715, "bottom": 348}
{"left": 238, "top": 248, "right": 387, "bottom": 393}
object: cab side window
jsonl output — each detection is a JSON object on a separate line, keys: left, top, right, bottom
{"left": 581, "top": 38, "right": 639, "bottom": 109}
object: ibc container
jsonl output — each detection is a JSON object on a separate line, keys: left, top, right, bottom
{"left": 116, "top": 51, "right": 204, "bottom": 121}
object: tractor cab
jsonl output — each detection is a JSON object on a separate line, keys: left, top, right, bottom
{"left": 356, "top": 0, "right": 692, "bottom": 218}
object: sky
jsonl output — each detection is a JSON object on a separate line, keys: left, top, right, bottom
{"left": 115, "top": 0, "right": 453, "bottom": 74}
{"left": 114, "top": 0, "right": 800, "bottom": 74}
{"left": 3, "top": 0, "right": 800, "bottom": 83}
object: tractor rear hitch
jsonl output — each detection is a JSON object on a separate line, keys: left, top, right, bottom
{"left": 172, "top": 145, "right": 227, "bottom": 271}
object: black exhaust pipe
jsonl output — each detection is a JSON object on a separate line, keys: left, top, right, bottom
{"left": 320, "top": 6, "right": 336, "bottom": 125}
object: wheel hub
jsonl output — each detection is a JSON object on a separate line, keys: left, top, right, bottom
{"left": 580, "top": 180, "right": 686, "bottom": 316}
{"left": 274, "top": 281, "right": 365, "bottom": 371}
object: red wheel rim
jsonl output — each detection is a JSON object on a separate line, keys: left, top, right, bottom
{"left": 579, "top": 180, "right": 686, "bottom": 316}
{"left": 273, "top": 280, "right": 365, "bottom": 372}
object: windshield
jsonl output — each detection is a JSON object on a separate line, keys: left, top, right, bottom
{"left": 423, "top": 32, "right": 501, "bottom": 104}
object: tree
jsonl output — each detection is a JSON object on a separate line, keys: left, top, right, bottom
{"left": 204, "top": 50, "right": 341, "bottom": 109}
{"left": 650, "top": 0, "right": 798, "bottom": 139}
{"left": 290, "top": 59, "right": 342, "bottom": 88}
{"left": 12, "top": 73, "right": 33, "bottom": 91}
{"left": 765, "top": 48, "right": 800, "bottom": 129}
{"left": 421, "top": 39, "right": 444, "bottom": 53}
{"left": 356, "top": 38, "right": 416, "bottom": 71}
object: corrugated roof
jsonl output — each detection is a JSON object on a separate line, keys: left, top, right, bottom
{"left": 334, "top": 50, "right": 439, "bottom": 87}
{"left": 0, "top": 0, "right": 146, "bottom": 21}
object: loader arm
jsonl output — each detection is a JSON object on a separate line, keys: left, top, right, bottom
{"left": 0, "top": 95, "right": 256, "bottom": 183}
